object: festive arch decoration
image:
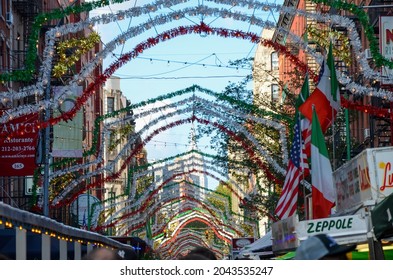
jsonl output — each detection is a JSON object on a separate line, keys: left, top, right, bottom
{"left": 48, "top": 90, "right": 289, "bottom": 181}
{"left": 158, "top": 231, "right": 225, "bottom": 259}
{"left": 158, "top": 229, "right": 226, "bottom": 259}
{"left": 1, "top": 0, "right": 392, "bottom": 254}
{"left": 49, "top": 115, "right": 284, "bottom": 208}
{"left": 112, "top": 176, "right": 256, "bottom": 237}
{"left": 0, "top": 0, "right": 392, "bottom": 84}
{"left": 44, "top": 86, "right": 291, "bottom": 208}
{"left": 159, "top": 215, "right": 236, "bottom": 249}
{"left": 98, "top": 169, "right": 257, "bottom": 234}
{"left": 2, "top": 0, "right": 393, "bottom": 125}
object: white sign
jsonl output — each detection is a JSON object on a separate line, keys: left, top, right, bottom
{"left": 333, "top": 150, "right": 373, "bottom": 213}
{"left": 373, "top": 148, "right": 393, "bottom": 200}
{"left": 296, "top": 215, "right": 368, "bottom": 244}
{"left": 333, "top": 147, "right": 393, "bottom": 213}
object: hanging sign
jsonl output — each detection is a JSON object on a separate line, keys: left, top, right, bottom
{"left": 0, "top": 113, "right": 39, "bottom": 176}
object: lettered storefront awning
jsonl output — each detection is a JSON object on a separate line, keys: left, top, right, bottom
{"left": 296, "top": 214, "right": 368, "bottom": 245}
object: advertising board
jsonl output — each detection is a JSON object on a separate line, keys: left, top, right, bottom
{"left": 0, "top": 113, "right": 39, "bottom": 176}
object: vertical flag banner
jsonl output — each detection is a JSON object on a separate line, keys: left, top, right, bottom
{"left": 298, "top": 74, "right": 311, "bottom": 175}
{"left": 275, "top": 117, "right": 302, "bottom": 219}
{"left": 299, "top": 42, "right": 340, "bottom": 133}
{"left": 52, "top": 85, "right": 83, "bottom": 158}
{"left": 275, "top": 76, "right": 310, "bottom": 219}
{"left": 311, "top": 107, "right": 336, "bottom": 219}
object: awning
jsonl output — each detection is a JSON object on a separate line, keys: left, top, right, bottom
{"left": 371, "top": 193, "right": 393, "bottom": 239}
{"left": 0, "top": 228, "right": 88, "bottom": 259}
{"left": 238, "top": 231, "right": 272, "bottom": 256}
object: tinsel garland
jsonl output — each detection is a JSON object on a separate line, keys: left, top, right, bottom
{"left": 161, "top": 212, "right": 238, "bottom": 245}
{"left": 100, "top": 168, "right": 247, "bottom": 230}
{"left": 2, "top": 2, "right": 393, "bottom": 122}
{"left": 160, "top": 233, "right": 225, "bottom": 259}
{"left": 159, "top": 216, "right": 234, "bottom": 251}
{"left": 50, "top": 116, "right": 282, "bottom": 208}
{"left": 4, "top": 0, "right": 390, "bottom": 228}
{"left": 53, "top": 32, "right": 101, "bottom": 77}
{"left": 109, "top": 165, "right": 243, "bottom": 229}
{"left": 159, "top": 213, "right": 239, "bottom": 248}
{"left": 126, "top": 154, "right": 246, "bottom": 203}
{"left": 306, "top": 26, "right": 352, "bottom": 65}
{"left": 310, "top": 0, "right": 393, "bottom": 69}
{"left": 47, "top": 93, "right": 287, "bottom": 206}
{"left": 121, "top": 198, "right": 241, "bottom": 239}
{"left": 141, "top": 203, "right": 236, "bottom": 238}
{"left": 1, "top": 0, "right": 392, "bottom": 83}
{"left": 96, "top": 167, "right": 259, "bottom": 233}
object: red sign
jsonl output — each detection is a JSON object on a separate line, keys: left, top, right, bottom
{"left": 0, "top": 113, "right": 39, "bottom": 176}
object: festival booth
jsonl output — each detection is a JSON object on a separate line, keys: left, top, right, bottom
{"left": 271, "top": 214, "right": 369, "bottom": 259}
{"left": 272, "top": 147, "right": 393, "bottom": 260}
{"left": 236, "top": 231, "right": 274, "bottom": 260}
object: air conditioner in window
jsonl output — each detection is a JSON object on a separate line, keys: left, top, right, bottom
{"left": 365, "top": 49, "right": 372, "bottom": 59}
{"left": 6, "top": 12, "right": 13, "bottom": 25}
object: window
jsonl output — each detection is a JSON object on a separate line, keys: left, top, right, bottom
{"left": 107, "top": 97, "right": 114, "bottom": 113}
{"left": 271, "top": 84, "right": 279, "bottom": 101}
{"left": 271, "top": 52, "right": 279, "bottom": 71}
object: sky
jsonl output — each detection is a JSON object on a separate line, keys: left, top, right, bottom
{"left": 88, "top": 0, "right": 282, "bottom": 186}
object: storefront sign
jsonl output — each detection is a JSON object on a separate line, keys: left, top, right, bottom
{"left": 333, "top": 151, "right": 372, "bottom": 213}
{"left": 333, "top": 147, "right": 393, "bottom": 213}
{"left": 296, "top": 215, "right": 367, "bottom": 242}
{"left": 374, "top": 149, "right": 393, "bottom": 199}
{"left": 0, "top": 113, "right": 39, "bottom": 176}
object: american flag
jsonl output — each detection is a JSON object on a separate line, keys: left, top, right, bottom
{"left": 301, "top": 117, "right": 311, "bottom": 176}
{"left": 275, "top": 116, "right": 303, "bottom": 219}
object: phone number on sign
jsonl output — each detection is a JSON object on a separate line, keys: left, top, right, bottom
{"left": 1, "top": 146, "right": 35, "bottom": 152}
{"left": 213, "top": 266, "right": 273, "bottom": 276}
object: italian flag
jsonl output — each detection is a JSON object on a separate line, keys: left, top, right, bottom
{"left": 311, "top": 107, "right": 336, "bottom": 219}
{"left": 299, "top": 42, "right": 340, "bottom": 133}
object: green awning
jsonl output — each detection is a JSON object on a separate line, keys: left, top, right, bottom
{"left": 371, "top": 193, "right": 393, "bottom": 239}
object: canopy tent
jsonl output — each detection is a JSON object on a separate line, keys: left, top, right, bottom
{"left": 236, "top": 231, "right": 273, "bottom": 259}
{"left": 0, "top": 228, "right": 88, "bottom": 259}
{"left": 371, "top": 193, "right": 393, "bottom": 240}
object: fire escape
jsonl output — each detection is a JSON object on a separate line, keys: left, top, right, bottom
{"left": 12, "top": 0, "right": 42, "bottom": 72}
{"left": 366, "top": 3, "right": 393, "bottom": 148}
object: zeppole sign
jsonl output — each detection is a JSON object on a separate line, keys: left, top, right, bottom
{"left": 296, "top": 215, "right": 368, "bottom": 244}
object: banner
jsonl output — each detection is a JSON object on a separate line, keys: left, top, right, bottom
{"left": 52, "top": 85, "right": 83, "bottom": 158}
{"left": 0, "top": 113, "right": 39, "bottom": 176}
